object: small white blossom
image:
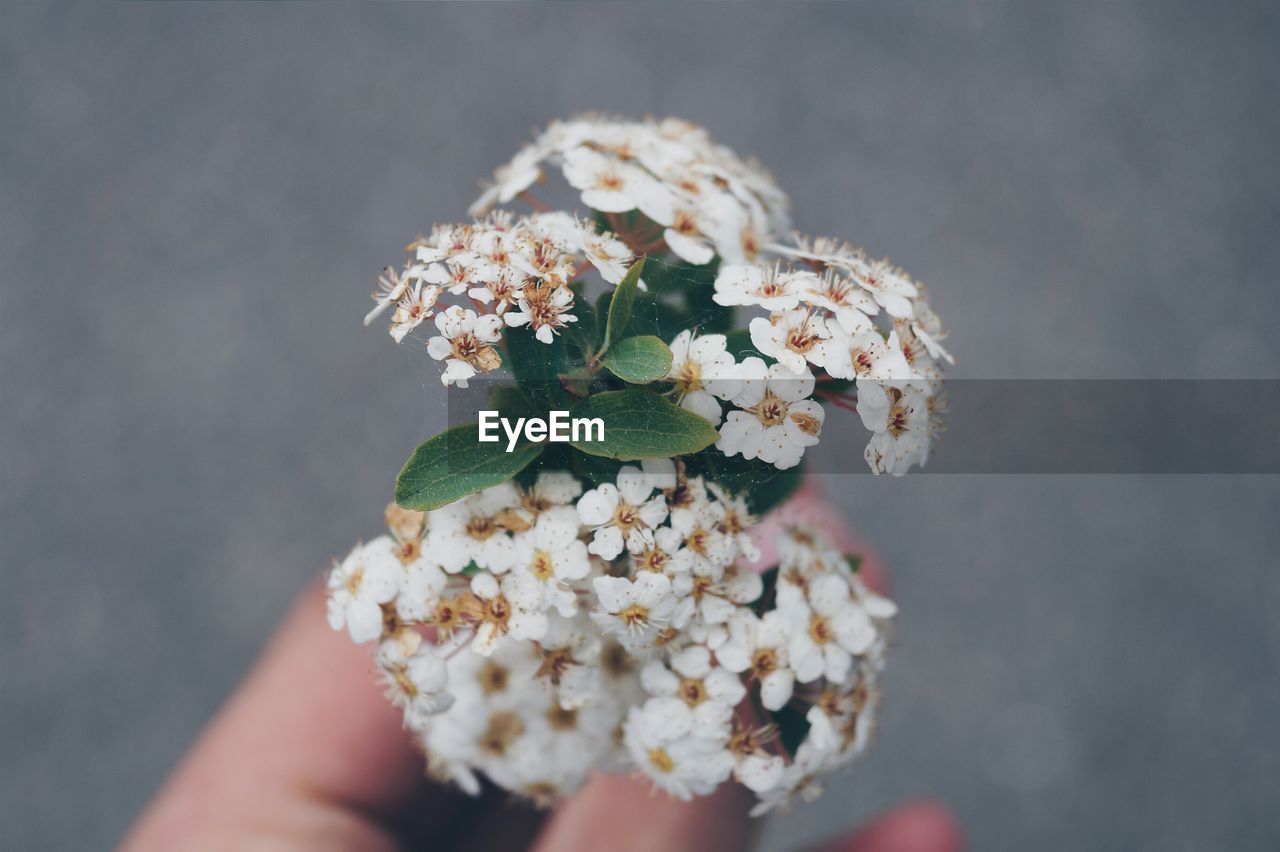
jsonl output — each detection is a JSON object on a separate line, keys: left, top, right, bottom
{"left": 470, "top": 571, "right": 549, "bottom": 655}
{"left": 666, "top": 331, "right": 743, "bottom": 425}
{"left": 427, "top": 484, "right": 520, "bottom": 574}
{"left": 853, "top": 259, "right": 919, "bottom": 319}
{"left": 561, "top": 146, "right": 675, "bottom": 222}
{"left": 799, "top": 269, "right": 879, "bottom": 333}
{"left": 640, "top": 645, "right": 745, "bottom": 729}
{"left": 624, "top": 697, "right": 734, "bottom": 800}
{"left": 520, "top": 471, "right": 584, "bottom": 520}
{"left": 668, "top": 497, "right": 735, "bottom": 573}
{"left": 395, "top": 558, "right": 448, "bottom": 623}
{"left": 376, "top": 639, "right": 454, "bottom": 722}
{"left": 326, "top": 537, "right": 401, "bottom": 643}
{"left": 825, "top": 328, "right": 911, "bottom": 385}
{"left": 425, "top": 306, "right": 504, "bottom": 387}
{"left": 860, "top": 384, "right": 933, "bottom": 476}
{"left": 512, "top": 513, "right": 591, "bottom": 617}
{"left": 577, "top": 466, "right": 670, "bottom": 559}
{"left": 388, "top": 281, "right": 441, "bottom": 343}
{"left": 780, "top": 574, "right": 877, "bottom": 684}
{"left": 716, "top": 609, "right": 796, "bottom": 711}
{"left": 713, "top": 263, "right": 805, "bottom": 312}
{"left": 748, "top": 739, "right": 832, "bottom": 817}
{"left": 717, "top": 360, "right": 824, "bottom": 470}
{"left": 748, "top": 309, "right": 838, "bottom": 374}
{"left": 708, "top": 483, "right": 760, "bottom": 563}
{"left": 591, "top": 572, "right": 678, "bottom": 652}
{"left": 675, "top": 561, "right": 763, "bottom": 628}
{"left": 504, "top": 282, "right": 577, "bottom": 344}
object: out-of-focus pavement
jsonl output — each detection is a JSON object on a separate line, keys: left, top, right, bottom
{"left": 2, "top": 3, "right": 1278, "bottom": 849}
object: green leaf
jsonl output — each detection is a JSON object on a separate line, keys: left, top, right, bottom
{"left": 503, "top": 324, "right": 568, "bottom": 408}
{"left": 692, "top": 451, "right": 804, "bottom": 515}
{"left": 602, "top": 335, "right": 673, "bottom": 384}
{"left": 723, "top": 328, "right": 770, "bottom": 362}
{"left": 394, "top": 424, "right": 544, "bottom": 511}
{"left": 488, "top": 383, "right": 533, "bottom": 419}
{"left": 563, "top": 282, "right": 598, "bottom": 359}
{"left": 568, "top": 389, "right": 718, "bottom": 460}
{"left": 627, "top": 291, "right": 688, "bottom": 340}
{"left": 599, "top": 256, "right": 647, "bottom": 355}
{"left": 568, "top": 447, "right": 625, "bottom": 487}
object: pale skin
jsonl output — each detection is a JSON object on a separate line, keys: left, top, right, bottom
{"left": 122, "top": 481, "right": 963, "bottom": 852}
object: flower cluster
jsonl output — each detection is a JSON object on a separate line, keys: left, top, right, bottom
{"left": 366, "top": 211, "right": 633, "bottom": 382}
{"left": 367, "top": 115, "right": 949, "bottom": 474}
{"left": 713, "top": 237, "right": 953, "bottom": 475}
{"left": 469, "top": 114, "right": 791, "bottom": 265}
{"left": 335, "top": 115, "right": 953, "bottom": 815}
{"left": 327, "top": 464, "right": 894, "bottom": 811}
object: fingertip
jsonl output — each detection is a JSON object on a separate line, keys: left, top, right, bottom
{"left": 824, "top": 800, "right": 963, "bottom": 852}
{"left": 532, "top": 773, "right": 758, "bottom": 852}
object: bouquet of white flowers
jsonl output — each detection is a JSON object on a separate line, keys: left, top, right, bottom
{"left": 328, "top": 115, "right": 950, "bottom": 813}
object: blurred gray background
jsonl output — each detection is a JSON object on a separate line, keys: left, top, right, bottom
{"left": 3, "top": 2, "right": 1279, "bottom": 849}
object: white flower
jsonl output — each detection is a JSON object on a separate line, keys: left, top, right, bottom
{"left": 708, "top": 483, "right": 760, "bottom": 563}
{"left": 666, "top": 331, "right": 742, "bottom": 426}
{"left": 425, "top": 305, "right": 504, "bottom": 387}
{"left": 470, "top": 116, "right": 791, "bottom": 255}
{"left": 860, "top": 384, "right": 933, "bottom": 476}
{"left": 748, "top": 739, "right": 832, "bottom": 816}
{"left": 579, "top": 228, "right": 633, "bottom": 284}
{"left": 716, "top": 609, "right": 795, "bottom": 711}
{"left": 466, "top": 269, "right": 525, "bottom": 316}
{"left": 713, "top": 263, "right": 804, "bottom": 312}
{"left": 388, "top": 281, "right": 442, "bottom": 343}
{"left": 727, "top": 721, "right": 786, "bottom": 793}
{"left": 504, "top": 282, "right": 577, "bottom": 344}
{"left": 520, "top": 470, "right": 584, "bottom": 519}
{"left": 803, "top": 676, "right": 881, "bottom": 756}
{"left": 853, "top": 259, "right": 919, "bottom": 319}
{"left": 661, "top": 204, "right": 717, "bottom": 266}
{"left": 394, "top": 558, "right": 448, "bottom": 623}
{"left": 470, "top": 571, "right": 549, "bottom": 655}
{"left": 375, "top": 639, "right": 454, "bottom": 722}
{"left": 326, "top": 537, "right": 401, "bottom": 643}
{"left": 590, "top": 572, "right": 678, "bottom": 651}
{"left": 748, "top": 309, "right": 837, "bottom": 374}
{"left": 364, "top": 266, "right": 409, "bottom": 327}
{"left": 851, "top": 573, "right": 898, "bottom": 620}
{"left": 427, "top": 483, "right": 520, "bottom": 574}
{"left": 668, "top": 497, "right": 735, "bottom": 573}
{"left": 561, "top": 146, "right": 674, "bottom": 222}
{"left": 533, "top": 613, "right": 603, "bottom": 710}
{"left": 675, "top": 561, "right": 763, "bottom": 627}
{"left": 512, "top": 513, "right": 591, "bottom": 617}
{"left": 825, "top": 328, "right": 912, "bottom": 385}
{"left": 799, "top": 269, "right": 879, "bottom": 333}
{"left": 470, "top": 141, "right": 551, "bottom": 217}
{"left": 625, "top": 525, "right": 686, "bottom": 577}
{"left": 639, "top": 645, "right": 745, "bottom": 730}
{"left": 412, "top": 223, "right": 475, "bottom": 265}
{"left": 909, "top": 299, "right": 954, "bottom": 365}
{"left": 781, "top": 574, "right": 878, "bottom": 684}
{"left": 624, "top": 697, "right": 734, "bottom": 800}
{"left": 717, "top": 360, "right": 824, "bottom": 470}
{"left": 577, "top": 466, "right": 670, "bottom": 560}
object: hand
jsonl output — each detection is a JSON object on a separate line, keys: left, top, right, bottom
{"left": 121, "top": 481, "right": 963, "bottom": 852}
